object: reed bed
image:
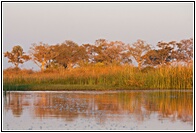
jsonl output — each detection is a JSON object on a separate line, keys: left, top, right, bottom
{"left": 3, "top": 64, "right": 193, "bottom": 91}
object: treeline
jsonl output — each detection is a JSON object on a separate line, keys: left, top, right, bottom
{"left": 4, "top": 38, "right": 193, "bottom": 71}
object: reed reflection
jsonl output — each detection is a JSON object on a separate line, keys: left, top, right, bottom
{"left": 3, "top": 92, "right": 30, "bottom": 117}
{"left": 3, "top": 91, "right": 193, "bottom": 124}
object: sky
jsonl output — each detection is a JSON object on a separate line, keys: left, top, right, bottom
{"left": 2, "top": 2, "right": 194, "bottom": 70}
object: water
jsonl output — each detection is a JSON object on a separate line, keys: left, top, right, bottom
{"left": 3, "top": 90, "right": 193, "bottom": 131}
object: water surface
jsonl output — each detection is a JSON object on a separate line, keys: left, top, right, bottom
{"left": 3, "top": 90, "right": 193, "bottom": 130}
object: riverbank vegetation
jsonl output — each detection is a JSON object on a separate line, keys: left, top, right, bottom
{"left": 3, "top": 38, "right": 193, "bottom": 91}
{"left": 3, "top": 63, "right": 193, "bottom": 91}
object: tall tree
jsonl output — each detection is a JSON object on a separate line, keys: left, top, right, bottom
{"left": 4, "top": 45, "right": 30, "bottom": 68}
{"left": 128, "top": 39, "right": 151, "bottom": 70}
{"left": 93, "top": 39, "right": 131, "bottom": 65}
{"left": 29, "top": 42, "right": 56, "bottom": 71}
{"left": 54, "top": 40, "right": 88, "bottom": 69}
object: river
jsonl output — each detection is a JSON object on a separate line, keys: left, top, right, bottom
{"left": 3, "top": 90, "right": 193, "bottom": 130}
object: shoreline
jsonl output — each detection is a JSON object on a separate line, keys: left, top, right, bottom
{"left": 3, "top": 90, "right": 193, "bottom": 93}
{"left": 3, "top": 84, "right": 193, "bottom": 91}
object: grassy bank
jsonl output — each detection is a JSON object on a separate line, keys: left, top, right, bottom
{"left": 3, "top": 64, "right": 193, "bottom": 91}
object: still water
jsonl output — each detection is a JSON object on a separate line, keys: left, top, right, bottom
{"left": 3, "top": 90, "right": 193, "bottom": 131}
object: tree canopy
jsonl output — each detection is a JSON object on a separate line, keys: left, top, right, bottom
{"left": 4, "top": 38, "right": 193, "bottom": 71}
{"left": 4, "top": 45, "right": 30, "bottom": 68}
{"left": 128, "top": 39, "right": 151, "bottom": 70}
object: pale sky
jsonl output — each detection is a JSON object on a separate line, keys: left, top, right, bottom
{"left": 2, "top": 2, "right": 194, "bottom": 70}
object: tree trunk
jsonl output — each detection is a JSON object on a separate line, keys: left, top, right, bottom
{"left": 41, "top": 61, "right": 46, "bottom": 71}
{"left": 138, "top": 60, "right": 142, "bottom": 70}
{"left": 15, "top": 63, "right": 19, "bottom": 68}
{"left": 67, "top": 63, "right": 73, "bottom": 70}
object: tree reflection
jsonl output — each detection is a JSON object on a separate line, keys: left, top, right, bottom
{"left": 3, "top": 91, "right": 193, "bottom": 124}
{"left": 3, "top": 92, "right": 30, "bottom": 117}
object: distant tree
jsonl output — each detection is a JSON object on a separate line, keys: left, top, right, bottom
{"left": 157, "top": 41, "right": 176, "bottom": 63}
{"left": 4, "top": 45, "right": 30, "bottom": 68}
{"left": 142, "top": 38, "right": 193, "bottom": 67}
{"left": 142, "top": 40, "right": 177, "bottom": 67}
{"left": 128, "top": 39, "right": 151, "bottom": 70}
{"left": 83, "top": 43, "right": 97, "bottom": 64}
{"left": 54, "top": 40, "right": 88, "bottom": 69}
{"left": 142, "top": 49, "right": 158, "bottom": 67}
{"left": 76, "top": 45, "right": 89, "bottom": 66}
{"left": 92, "top": 39, "right": 131, "bottom": 65}
{"left": 108, "top": 41, "right": 132, "bottom": 65}
{"left": 175, "top": 38, "right": 193, "bottom": 64}
{"left": 142, "top": 49, "right": 170, "bottom": 67}
{"left": 93, "top": 39, "right": 108, "bottom": 64}
{"left": 29, "top": 42, "right": 57, "bottom": 71}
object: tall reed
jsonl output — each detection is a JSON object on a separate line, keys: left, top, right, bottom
{"left": 3, "top": 64, "right": 193, "bottom": 91}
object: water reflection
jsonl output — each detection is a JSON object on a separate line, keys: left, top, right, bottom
{"left": 3, "top": 90, "right": 193, "bottom": 130}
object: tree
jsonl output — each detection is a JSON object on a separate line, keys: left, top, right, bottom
{"left": 4, "top": 45, "right": 30, "bottom": 68}
{"left": 142, "top": 49, "right": 171, "bottom": 67}
{"left": 107, "top": 41, "right": 132, "bottom": 65}
{"left": 142, "top": 40, "right": 177, "bottom": 67}
{"left": 92, "top": 39, "right": 131, "bottom": 65}
{"left": 142, "top": 49, "right": 159, "bottom": 67}
{"left": 93, "top": 39, "right": 109, "bottom": 64}
{"left": 76, "top": 44, "right": 89, "bottom": 66}
{"left": 128, "top": 39, "right": 151, "bottom": 70}
{"left": 175, "top": 38, "right": 193, "bottom": 64}
{"left": 142, "top": 38, "right": 193, "bottom": 67}
{"left": 54, "top": 40, "right": 88, "bottom": 69}
{"left": 157, "top": 41, "right": 176, "bottom": 64}
{"left": 29, "top": 42, "right": 57, "bottom": 71}
{"left": 83, "top": 43, "right": 97, "bottom": 64}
